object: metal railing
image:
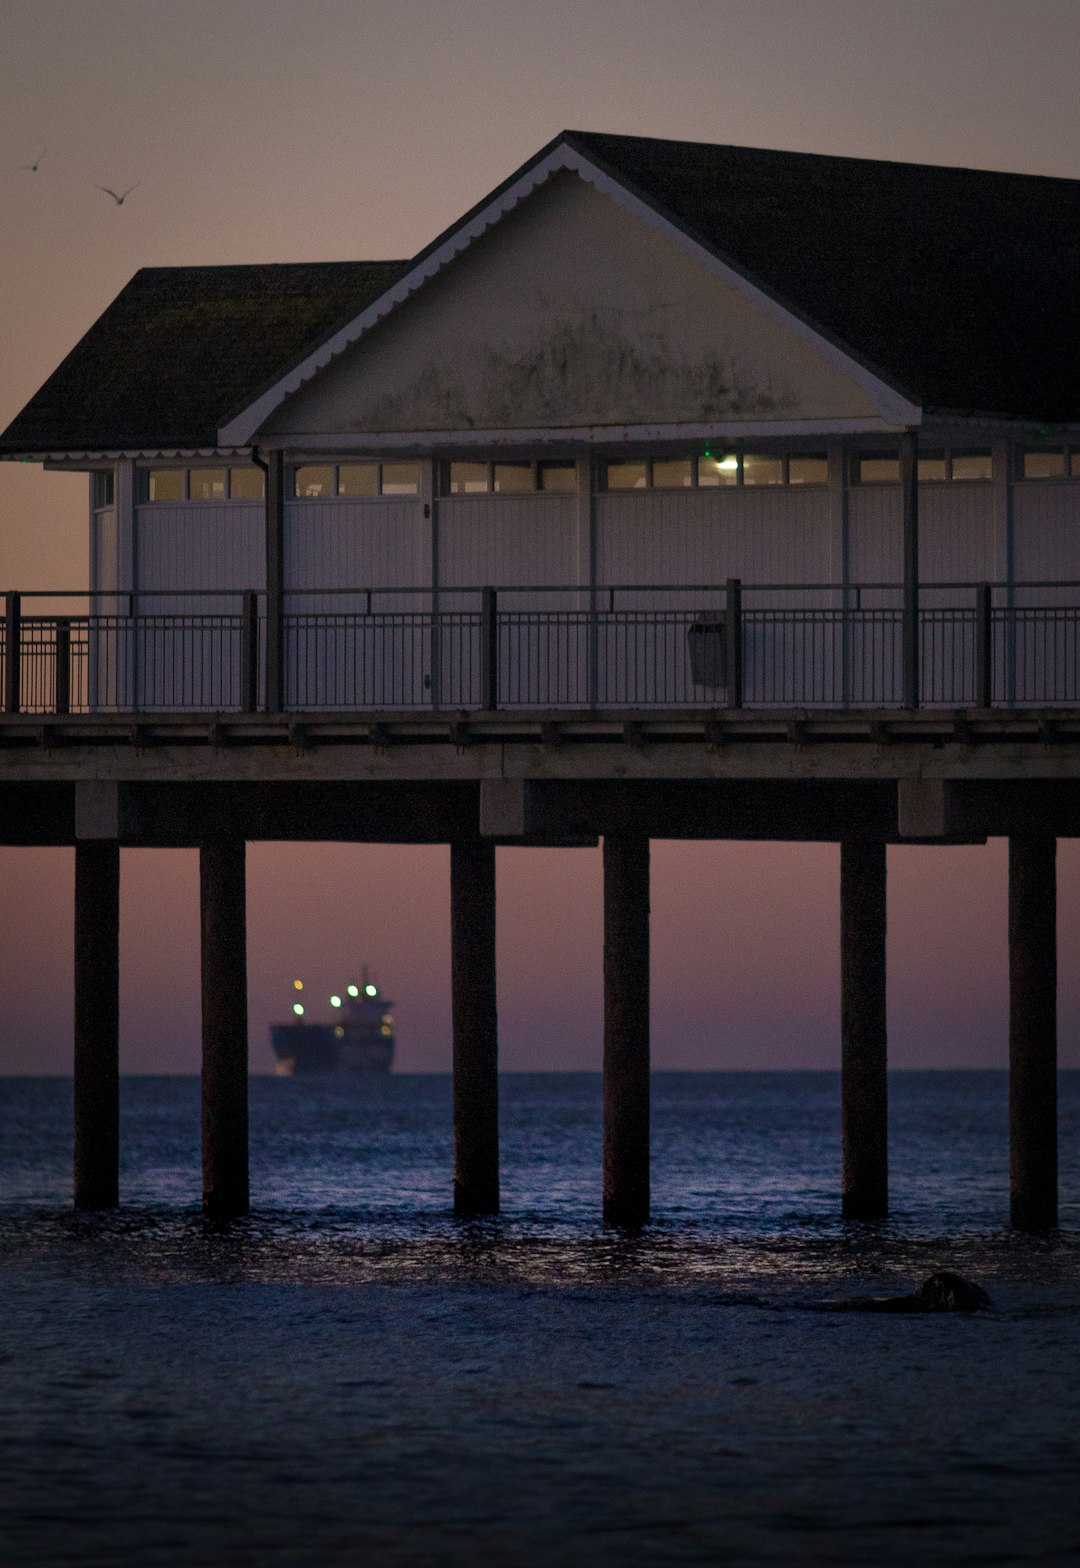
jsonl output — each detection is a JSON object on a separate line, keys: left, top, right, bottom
{"left": 3, "top": 582, "right": 1080, "bottom": 715}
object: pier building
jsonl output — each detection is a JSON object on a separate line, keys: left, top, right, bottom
{"left": 2, "top": 132, "right": 1078, "bottom": 1225}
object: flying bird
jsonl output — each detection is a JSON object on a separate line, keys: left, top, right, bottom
{"left": 96, "top": 182, "right": 140, "bottom": 205}
{"left": 18, "top": 150, "right": 47, "bottom": 171}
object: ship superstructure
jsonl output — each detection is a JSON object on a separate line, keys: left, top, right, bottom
{"left": 271, "top": 973, "right": 395, "bottom": 1075}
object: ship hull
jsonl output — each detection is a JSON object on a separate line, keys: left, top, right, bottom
{"left": 271, "top": 1022, "right": 394, "bottom": 1076}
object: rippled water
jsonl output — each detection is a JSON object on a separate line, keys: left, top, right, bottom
{"left": 2, "top": 1072, "right": 1079, "bottom": 1565}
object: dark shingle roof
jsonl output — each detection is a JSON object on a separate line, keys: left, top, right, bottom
{"left": 0, "top": 261, "right": 406, "bottom": 456}
{"left": 562, "top": 131, "right": 1080, "bottom": 421}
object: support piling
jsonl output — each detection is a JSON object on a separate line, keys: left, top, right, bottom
{"left": 1009, "top": 834, "right": 1057, "bottom": 1230}
{"left": 603, "top": 833, "right": 650, "bottom": 1227}
{"left": 840, "top": 839, "right": 888, "bottom": 1220}
{"left": 73, "top": 841, "right": 120, "bottom": 1209}
{"left": 200, "top": 840, "right": 250, "bottom": 1217}
{"left": 451, "top": 836, "right": 499, "bottom": 1215}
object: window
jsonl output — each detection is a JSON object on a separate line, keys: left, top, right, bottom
{"left": 951, "top": 451, "right": 992, "bottom": 481}
{"left": 539, "top": 462, "right": 577, "bottom": 492}
{"left": 1024, "top": 449, "right": 1067, "bottom": 480}
{"left": 91, "top": 471, "right": 114, "bottom": 508}
{"left": 858, "top": 454, "right": 901, "bottom": 484}
{"left": 606, "top": 461, "right": 648, "bottom": 490}
{"left": 788, "top": 455, "right": 828, "bottom": 485}
{"left": 294, "top": 465, "right": 335, "bottom": 498}
{"left": 918, "top": 453, "right": 947, "bottom": 482}
{"left": 380, "top": 462, "right": 420, "bottom": 495}
{"left": 493, "top": 462, "right": 533, "bottom": 493}
{"left": 228, "top": 466, "right": 265, "bottom": 499}
{"left": 743, "top": 454, "right": 784, "bottom": 486}
{"left": 651, "top": 457, "right": 694, "bottom": 488}
{"left": 602, "top": 450, "right": 826, "bottom": 490}
{"left": 142, "top": 465, "right": 264, "bottom": 500}
{"left": 449, "top": 461, "right": 489, "bottom": 494}
{"left": 337, "top": 463, "right": 378, "bottom": 497}
{"left": 147, "top": 469, "right": 185, "bottom": 501}
{"left": 293, "top": 462, "right": 420, "bottom": 497}
{"left": 445, "top": 460, "right": 577, "bottom": 494}
{"left": 189, "top": 468, "right": 227, "bottom": 501}
{"left": 697, "top": 454, "right": 739, "bottom": 487}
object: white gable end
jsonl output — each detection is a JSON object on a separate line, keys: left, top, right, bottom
{"left": 262, "top": 170, "right": 892, "bottom": 440}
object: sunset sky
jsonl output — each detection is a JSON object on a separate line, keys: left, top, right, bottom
{"left": 3, "top": 0, "right": 1080, "bottom": 1074}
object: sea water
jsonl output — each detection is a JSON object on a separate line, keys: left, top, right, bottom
{"left": 1, "top": 1071, "right": 1078, "bottom": 1565}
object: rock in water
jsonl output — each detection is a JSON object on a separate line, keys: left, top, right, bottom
{"left": 913, "top": 1271, "right": 993, "bottom": 1312}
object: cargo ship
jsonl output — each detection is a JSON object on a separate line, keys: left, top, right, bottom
{"left": 271, "top": 972, "right": 394, "bottom": 1075}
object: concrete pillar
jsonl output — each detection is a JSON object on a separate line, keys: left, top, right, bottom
{"left": 73, "top": 841, "right": 120, "bottom": 1209}
{"left": 200, "top": 841, "right": 249, "bottom": 1217}
{"left": 451, "top": 837, "right": 499, "bottom": 1215}
{"left": 840, "top": 840, "right": 888, "bottom": 1220}
{"left": 603, "top": 833, "right": 650, "bottom": 1226}
{"left": 1009, "top": 835, "right": 1057, "bottom": 1230}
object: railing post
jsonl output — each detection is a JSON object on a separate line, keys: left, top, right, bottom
{"left": 264, "top": 451, "right": 285, "bottom": 713}
{"left": 725, "top": 578, "right": 743, "bottom": 709}
{"left": 480, "top": 587, "right": 498, "bottom": 711}
{"left": 240, "top": 592, "right": 259, "bottom": 714}
{"left": 54, "top": 617, "right": 72, "bottom": 716}
{"left": 901, "top": 429, "right": 920, "bottom": 707}
{"left": 4, "top": 593, "right": 21, "bottom": 715}
{"left": 975, "top": 583, "right": 993, "bottom": 709}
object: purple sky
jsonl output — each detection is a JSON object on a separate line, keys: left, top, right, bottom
{"left": 3, "top": 0, "right": 1080, "bottom": 1073}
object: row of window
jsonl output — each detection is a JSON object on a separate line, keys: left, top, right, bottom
{"left": 111, "top": 446, "right": 1080, "bottom": 506}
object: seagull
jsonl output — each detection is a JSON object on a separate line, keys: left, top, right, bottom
{"left": 18, "top": 150, "right": 47, "bottom": 171}
{"left": 96, "top": 182, "right": 140, "bottom": 205}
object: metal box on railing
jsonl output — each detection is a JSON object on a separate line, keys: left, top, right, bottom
{"left": 687, "top": 611, "right": 727, "bottom": 688}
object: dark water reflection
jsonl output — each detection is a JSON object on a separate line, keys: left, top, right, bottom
{"left": 1, "top": 1073, "right": 1079, "bottom": 1565}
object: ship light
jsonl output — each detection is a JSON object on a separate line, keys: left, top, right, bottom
{"left": 334, "top": 1025, "right": 345, "bottom": 1038}
{"left": 380, "top": 1024, "right": 392, "bottom": 1036}
{"left": 293, "top": 979, "right": 304, "bottom": 991}
{"left": 292, "top": 1003, "right": 305, "bottom": 1016}
{"left": 365, "top": 983, "right": 378, "bottom": 997}
{"left": 330, "top": 995, "right": 342, "bottom": 1008}
{"left": 347, "top": 985, "right": 359, "bottom": 998}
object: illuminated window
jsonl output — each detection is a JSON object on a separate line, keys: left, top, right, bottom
{"left": 147, "top": 470, "right": 184, "bottom": 501}
{"left": 697, "top": 454, "right": 738, "bottom": 487}
{"left": 1024, "top": 449, "right": 1066, "bottom": 480}
{"left": 229, "top": 466, "right": 265, "bottom": 499}
{"left": 381, "top": 462, "right": 420, "bottom": 495}
{"left": 651, "top": 458, "right": 693, "bottom": 489}
{"left": 538, "top": 462, "right": 577, "bottom": 492}
{"left": 918, "top": 454, "right": 947, "bottom": 482}
{"left": 338, "top": 463, "right": 378, "bottom": 497}
{"left": 189, "top": 467, "right": 227, "bottom": 501}
{"left": 493, "top": 462, "right": 533, "bottom": 493}
{"left": 449, "top": 462, "right": 489, "bottom": 494}
{"left": 743, "top": 454, "right": 784, "bottom": 487}
{"left": 1072, "top": 453, "right": 1080, "bottom": 478}
{"left": 606, "top": 461, "right": 648, "bottom": 490}
{"left": 951, "top": 451, "right": 992, "bottom": 481}
{"left": 788, "top": 455, "right": 828, "bottom": 485}
{"left": 295, "top": 465, "right": 334, "bottom": 498}
{"left": 858, "top": 455, "right": 900, "bottom": 484}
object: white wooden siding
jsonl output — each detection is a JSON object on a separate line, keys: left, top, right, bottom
{"left": 284, "top": 498, "right": 428, "bottom": 710}
{"left": 848, "top": 483, "right": 994, "bottom": 603}
{"left": 1013, "top": 482, "right": 1080, "bottom": 600}
{"left": 135, "top": 502, "right": 265, "bottom": 595}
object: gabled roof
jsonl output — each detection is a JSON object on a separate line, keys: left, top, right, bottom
{"left": 0, "top": 261, "right": 406, "bottom": 458}
{"left": 6, "top": 131, "right": 1080, "bottom": 460}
